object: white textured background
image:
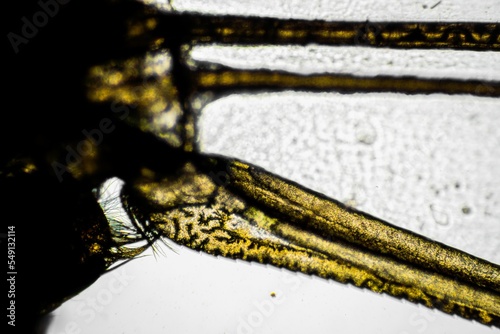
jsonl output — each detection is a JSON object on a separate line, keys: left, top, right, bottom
{"left": 151, "top": 0, "right": 500, "bottom": 22}
{"left": 191, "top": 45, "right": 500, "bottom": 81}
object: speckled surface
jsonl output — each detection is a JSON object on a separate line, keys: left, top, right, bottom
{"left": 168, "top": 0, "right": 500, "bottom": 22}
{"left": 190, "top": 45, "right": 500, "bottom": 81}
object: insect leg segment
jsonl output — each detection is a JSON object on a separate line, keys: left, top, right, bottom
{"left": 118, "top": 154, "right": 500, "bottom": 327}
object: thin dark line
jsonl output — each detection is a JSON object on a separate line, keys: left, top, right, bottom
{"left": 431, "top": 1, "right": 442, "bottom": 9}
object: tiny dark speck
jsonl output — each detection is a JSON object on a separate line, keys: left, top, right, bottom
{"left": 462, "top": 207, "right": 471, "bottom": 215}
